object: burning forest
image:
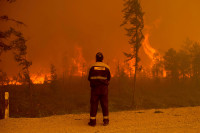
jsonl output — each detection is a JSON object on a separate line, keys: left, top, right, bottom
{"left": 0, "top": 0, "right": 200, "bottom": 119}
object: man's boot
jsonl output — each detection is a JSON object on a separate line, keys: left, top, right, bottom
{"left": 88, "top": 119, "right": 96, "bottom": 127}
{"left": 103, "top": 118, "right": 109, "bottom": 126}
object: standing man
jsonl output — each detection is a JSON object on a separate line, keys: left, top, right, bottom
{"left": 88, "top": 52, "right": 111, "bottom": 126}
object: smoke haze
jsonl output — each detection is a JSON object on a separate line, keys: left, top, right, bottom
{"left": 1, "top": 0, "right": 200, "bottom": 76}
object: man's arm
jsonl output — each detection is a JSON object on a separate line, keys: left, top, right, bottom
{"left": 88, "top": 68, "right": 92, "bottom": 81}
{"left": 107, "top": 69, "right": 111, "bottom": 81}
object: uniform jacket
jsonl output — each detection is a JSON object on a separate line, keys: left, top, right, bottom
{"left": 88, "top": 61, "right": 111, "bottom": 88}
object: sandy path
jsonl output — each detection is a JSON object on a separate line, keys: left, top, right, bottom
{"left": 1, "top": 106, "right": 200, "bottom": 133}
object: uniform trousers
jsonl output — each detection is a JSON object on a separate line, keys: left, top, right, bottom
{"left": 90, "top": 86, "right": 108, "bottom": 118}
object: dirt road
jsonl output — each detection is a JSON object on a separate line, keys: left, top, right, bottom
{"left": 1, "top": 106, "right": 200, "bottom": 133}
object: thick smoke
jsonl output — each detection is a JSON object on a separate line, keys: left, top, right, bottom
{"left": 0, "top": 0, "right": 200, "bottom": 78}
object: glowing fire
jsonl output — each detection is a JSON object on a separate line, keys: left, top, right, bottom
{"left": 163, "top": 70, "right": 167, "bottom": 78}
{"left": 8, "top": 80, "right": 22, "bottom": 85}
{"left": 3, "top": 35, "right": 169, "bottom": 85}
{"left": 112, "top": 33, "right": 166, "bottom": 78}
{"left": 142, "top": 33, "right": 163, "bottom": 66}
{"left": 30, "top": 74, "right": 51, "bottom": 84}
{"left": 6, "top": 74, "right": 51, "bottom": 85}
{"left": 124, "top": 59, "right": 135, "bottom": 77}
{"left": 142, "top": 34, "right": 157, "bottom": 61}
{"left": 110, "top": 59, "right": 135, "bottom": 78}
{"left": 142, "top": 33, "right": 166, "bottom": 78}
{"left": 69, "top": 46, "right": 87, "bottom": 77}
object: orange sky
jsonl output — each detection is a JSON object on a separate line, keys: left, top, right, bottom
{"left": 1, "top": 0, "right": 200, "bottom": 76}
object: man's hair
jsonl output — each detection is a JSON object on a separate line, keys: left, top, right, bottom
{"left": 96, "top": 52, "right": 103, "bottom": 62}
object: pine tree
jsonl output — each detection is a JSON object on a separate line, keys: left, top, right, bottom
{"left": 121, "top": 0, "right": 144, "bottom": 107}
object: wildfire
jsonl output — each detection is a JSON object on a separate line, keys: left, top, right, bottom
{"left": 163, "top": 70, "right": 167, "bottom": 78}
{"left": 124, "top": 59, "right": 135, "bottom": 77}
{"left": 142, "top": 34, "right": 159, "bottom": 63}
{"left": 30, "top": 74, "right": 51, "bottom": 84}
{"left": 142, "top": 33, "right": 166, "bottom": 78}
{"left": 5, "top": 74, "right": 51, "bottom": 85}
{"left": 8, "top": 80, "right": 22, "bottom": 85}
{"left": 69, "top": 46, "right": 87, "bottom": 77}
{"left": 110, "top": 59, "right": 135, "bottom": 78}
{"left": 2, "top": 36, "right": 168, "bottom": 85}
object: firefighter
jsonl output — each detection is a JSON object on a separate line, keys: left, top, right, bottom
{"left": 88, "top": 52, "right": 111, "bottom": 126}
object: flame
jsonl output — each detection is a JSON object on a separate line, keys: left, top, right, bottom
{"left": 142, "top": 33, "right": 166, "bottom": 78}
{"left": 3, "top": 35, "right": 169, "bottom": 84}
{"left": 142, "top": 34, "right": 158, "bottom": 63}
{"left": 124, "top": 59, "right": 135, "bottom": 77}
{"left": 30, "top": 74, "right": 51, "bottom": 84}
{"left": 6, "top": 74, "right": 51, "bottom": 85}
{"left": 110, "top": 58, "right": 135, "bottom": 78}
{"left": 69, "top": 46, "right": 87, "bottom": 77}
{"left": 8, "top": 80, "right": 22, "bottom": 85}
{"left": 163, "top": 70, "right": 167, "bottom": 78}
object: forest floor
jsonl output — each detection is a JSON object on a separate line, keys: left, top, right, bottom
{"left": 1, "top": 106, "right": 200, "bottom": 133}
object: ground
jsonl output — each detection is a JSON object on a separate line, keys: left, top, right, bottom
{"left": 1, "top": 106, "right": 200, "bottom": 133}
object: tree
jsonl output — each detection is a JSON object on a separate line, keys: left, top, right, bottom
{"left": 152, "top": 53, "right": 163, "bottom": 79}
{"left": 185, "top": 40, "right": 200, "bottom": 80}
{"left": 50, "top": 64, "right": 57, "bottom": 92}
{"left": 44, "top": 75, "right": 48, "bottom": 84}
{"left": 163, "top": 48, "right": 179, "bottom": 80}
{"left": 0, "top": 1, "right": 31, "bottom": 82}
{"left": 0, "top": 70, "right": 9, "bottom": 86}
{"left": 121, "top": 0, "right": 144, "bottom": 107}
{"left": 0, "top": 0, "right": 33, "bottom": 116}
{"left": 50, "top": 64, "right": 57, "bottom": 82}
{"left": 177, "top": 50, "right": 191, "bottom": 79}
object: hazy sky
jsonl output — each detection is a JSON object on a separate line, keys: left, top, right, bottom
{"left": 1, "top": 0, "right": 200, "bottom": 75}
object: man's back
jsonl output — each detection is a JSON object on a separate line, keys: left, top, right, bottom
{"left": 88, "top": 62, "right": 111, "bottom": 89}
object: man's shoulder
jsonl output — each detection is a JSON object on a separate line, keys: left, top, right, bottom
{"left": 90, "top": 62, "right": 110, "bottom": 70}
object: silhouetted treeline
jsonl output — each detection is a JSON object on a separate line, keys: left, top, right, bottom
{"left": 152, "top": 39, "right": 200, "bottom": 81}
{"left": 0, "top": 74, "right": 200, "bottom": 118}
{"left": 1, "top": 39, "right": 200, "bottom": 118}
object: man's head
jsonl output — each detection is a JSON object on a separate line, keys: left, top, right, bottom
{"left": 96, "top": 52, "right": 103, "bottom": 62}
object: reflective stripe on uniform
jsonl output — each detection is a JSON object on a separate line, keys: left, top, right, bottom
{"left": 90, "top": 76, "right": 107, "bottom": 80}
{"left": 94, "top": 66, "right": 105, "bottom": 70}
{"left": 90, "top": 117, "right": 96, "bottom": 120}
{"left": 103, "top": 116, "right": 109, "bottom": 119}
{"left": 90, "top": 62, "right": 110, "bottom": 70}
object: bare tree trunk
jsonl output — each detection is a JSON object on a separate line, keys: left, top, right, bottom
{"left": 132, "top": 55, "right": 137, "bottom": 108}
{"left": 131, "top": 18, "right": 139, "bottom": 108}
